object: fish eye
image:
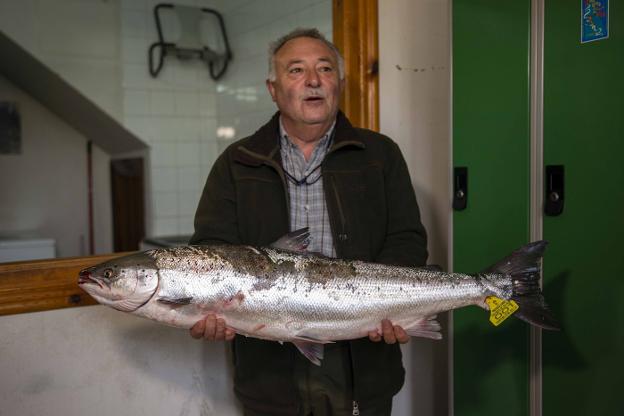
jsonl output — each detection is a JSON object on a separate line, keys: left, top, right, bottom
{"left": 103, "top": 269, "right": 114, "bottom": 279}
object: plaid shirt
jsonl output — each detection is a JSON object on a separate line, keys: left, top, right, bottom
{"left": 279, "top": 119, "right": 336, "bottom": 257}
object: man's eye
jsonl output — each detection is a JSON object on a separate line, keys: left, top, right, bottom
{"left": 319, "top": 66, "right": 333, "bottom": 72}
{"left": 289, "top": 67, "right": 303, "bottom": 74}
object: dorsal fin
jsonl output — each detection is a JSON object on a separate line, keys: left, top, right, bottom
{"left": 270, "top": 228, "right": 311, "bottom": 252}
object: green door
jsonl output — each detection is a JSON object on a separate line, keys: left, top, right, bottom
{"left": 542, "top": 1, "right": 624, "bottom": 414}
{"left": 452, "top": 0, "right": 532, "bottom": 414}
{"left": 454, "top": 0, "right": 623, "bottom": 414}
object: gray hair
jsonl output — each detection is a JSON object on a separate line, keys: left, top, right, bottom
{"left": 267, "top": 28, "right": 345, "bottom": 82}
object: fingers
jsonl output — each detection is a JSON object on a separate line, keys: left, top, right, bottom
{"left": 214, "top": 316, "right": 225, "bottom": 340}
{"left": 394, "top": 325, "right": 409, "bottom": 344}
{"left": 381, "top": 319, "right": 396, "bottom": 344}
{"left": 189, "top": 314, "right": 235, "bottom": 341}
{"left": 224, "top": 328, "right": 236, "bottom": 341}
{"left": 368, "top": 329, "right": 382, "bottom": 342}
{"left": 190, "top": 318, "right": 206, "bottom": 339}
{"left": 373, "top": 319, "right": 410, "bottom": 345}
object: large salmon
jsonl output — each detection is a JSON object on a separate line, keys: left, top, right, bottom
{"left": 78, "top": 229, "right": 559, "bottom": 364}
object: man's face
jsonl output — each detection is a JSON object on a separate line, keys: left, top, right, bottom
{"left": 267, "top": 37, "right": 343, "bottom": 129}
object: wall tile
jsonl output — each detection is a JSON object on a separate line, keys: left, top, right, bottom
{"left": 151, "top": 167, "right": 178, "bottom": 192}
{"left": 174, "top": 91, "right": 200, "bottom": 116}
{"left": 152, "top": 117, "right": 181, "bottom": 142}
{"left": 152, "top": 217, "right": 178, "bottom": 236}
{"left": 174, "top": 118, "right": 200, "bottom": 141}
{"left": 172, "top": 63, "right": 200, "bottom": 88}
{"left": 151, "top": 141, "right": 177, "bottom": 167}
{"left": 150, "top": 90, "right": 176, "bottom": 115}
{"left": 178, "top": 191, "right": 200, "bottom": 216}
{"left": 123, "top": 63, "right": 151, "bottom": 88}
{"left": 153, "top": 191, "right": 178, "bottom": 217}
{"left": 122, "top": 37, "right": 149, "bottom": 65}
{"left": 199, "top": 92, "right": 217, "bottom": 117}
{"left": 178, "top": 216, "right": 195, "bottom": 236}
{"left": 176, "top": 142, "right": 200, "bottom": 166}
{"left": 178, "top": 166, "right": 201, "bottom": 192}
{"left": 199, "top": 138, "right": 219, "bottom": 168}
{"left": 124, "top": 115, "right": 156, "bottom": 141}
{"left": 121, "top": 0, "right": 148, "bottom": 12}
{"left": 124, "top": 89, "right": 150, "bottom": 115}
{"left": 201, "top": 117, "right": 218, "bottom": 141}
{"left": 122, "top": 10, "right": 148, "bottom": 39}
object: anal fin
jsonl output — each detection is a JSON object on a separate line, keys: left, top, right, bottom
{"left": 404, "top": 316, "right": 443, "bottom": 340}
{"left": 292, "top": 340, "right": 324, "bottom": 366}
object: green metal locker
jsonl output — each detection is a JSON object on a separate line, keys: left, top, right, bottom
{"left": 453, "top": 0, "right": 623, "bottom": 414}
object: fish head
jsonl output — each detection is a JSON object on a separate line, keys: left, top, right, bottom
{"left": 78, "top": 252, "right": 159, "bottom": 312}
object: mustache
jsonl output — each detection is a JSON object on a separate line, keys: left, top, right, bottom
{"left": 300, "top": 89, "right": 326, "bottom": 100}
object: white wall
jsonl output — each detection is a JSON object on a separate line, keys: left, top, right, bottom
{"left": 379, "top": 1, "right": 452, "bottom": 415}
{"left": 0, "top": 1, "right": 453, "bottom": 414}
{"left": 0, "top": 0, "right": 120, "bottom": 256}
{"left": 214, "top": 0, "right": 332, "bottom": 152}
{"left": 0, "top": 0, "right": 122, "bottom": 120}
{"left": 120, "top": 0, "right": 218, "bottom": 238}
{"left": 0, "top": 0, "right": 331, "bottom": 240}
{"left": 121, "top": 0, "right": 331, "bottom": 238}
{"left": 0, "top": 75, "right": 112, "bottom": 257}
{"left": 0, "top": 306, "right": 239, "bottom": 416}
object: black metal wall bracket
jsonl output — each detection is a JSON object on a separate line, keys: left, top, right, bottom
{"left": 148, "top": 3, "right": 232, "bottom": 80}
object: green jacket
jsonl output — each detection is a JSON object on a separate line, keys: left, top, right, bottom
{"left": 190, "top": 111, "right": 428, "bottom": 414}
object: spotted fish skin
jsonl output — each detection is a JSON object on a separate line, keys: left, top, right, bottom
{"left": 78, "top": 232, "right": 559, "bottom": 351}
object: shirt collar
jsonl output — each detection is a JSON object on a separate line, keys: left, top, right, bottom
{"left": 278, "top": 117, "right": 336, "bottom": 151}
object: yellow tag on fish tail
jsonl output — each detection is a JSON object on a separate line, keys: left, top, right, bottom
{"left": 485, "top": 296, "right": 519, "bottom": 326}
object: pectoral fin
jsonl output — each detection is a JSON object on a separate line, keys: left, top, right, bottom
{"left": 157, "top": 296, "right": 193, "bottom": 308}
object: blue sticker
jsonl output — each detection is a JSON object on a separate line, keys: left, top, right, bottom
{"left": 582, "top": 0, "right": 609, "bottom": 43}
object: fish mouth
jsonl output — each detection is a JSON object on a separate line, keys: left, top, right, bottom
{"left": 78, "top": 269, "right": 104, "bottom": 289}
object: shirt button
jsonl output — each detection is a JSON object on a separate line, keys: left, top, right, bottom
{"left": 304, "top": 205, "right": 309, "bottom": 211}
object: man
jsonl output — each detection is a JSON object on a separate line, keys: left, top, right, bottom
{"left": 189, "top": 28, "right": 428, "bottom": 416}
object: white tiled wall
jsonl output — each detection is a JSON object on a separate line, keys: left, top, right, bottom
{"left": 122, "top": 0, "right": 332, "bottom": 238}
{"left": 0, "top": 0, "right": 121, "bottom": 119}
{"left": 1, "top": 0, "right": 331, "bottom": 240}
{"left": 214, "top": 0, "right": 332, "bottom": 153}
{"left": 121, "top": 0, "right": 217, "bottom": 237}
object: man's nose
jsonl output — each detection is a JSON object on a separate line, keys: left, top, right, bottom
{"left": 305, "top": 70, "right": 321, "bottom": 87}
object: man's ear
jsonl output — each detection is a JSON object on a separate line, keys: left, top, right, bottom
{"left": 266, "top": 79, "right": 277, "bottom": 102}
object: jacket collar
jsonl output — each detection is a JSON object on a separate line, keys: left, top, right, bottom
{"left": 233, "top": 110, "right": 365, "bottom": 167}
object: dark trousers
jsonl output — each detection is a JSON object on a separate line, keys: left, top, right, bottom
{"left": 243, "top": 342, "right": 393, "bottom": 416}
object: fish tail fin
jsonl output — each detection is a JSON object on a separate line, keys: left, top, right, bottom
{"left": 485, "top": 240, "right": 561, "bottom": 331}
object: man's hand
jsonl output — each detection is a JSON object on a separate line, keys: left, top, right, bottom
{"left": 368, "top": 319, "right": 409, "bottom": 344}
{"left": 190, "top": 314, "right": 236, "bottom": 341}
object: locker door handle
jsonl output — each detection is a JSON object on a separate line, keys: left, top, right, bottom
{"left": 545, "top": 165, "right": 564, "bottom": 216}
{"left": 453, "top": 167, "right": 468, "bottom": 211}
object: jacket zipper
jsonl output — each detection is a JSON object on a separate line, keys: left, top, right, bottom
{"left": 327, "top": 171, "right": 359, "bottom": 416}
{"left": 329, "top": 174, "right": 347, "bottom": 244}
